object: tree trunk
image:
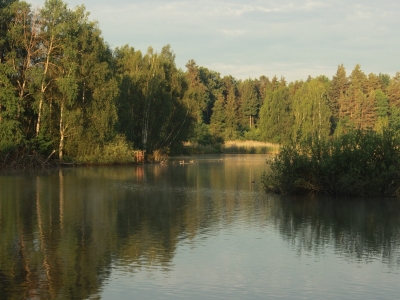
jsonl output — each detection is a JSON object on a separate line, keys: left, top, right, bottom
{"left": 59, "top": 103, "right": 64, "bottom": 161}
{"left": 36, "top": 94, "right": 43, "bottom": 136}
{"left": 36, "top": 38, "right": 54, "bottom": 136}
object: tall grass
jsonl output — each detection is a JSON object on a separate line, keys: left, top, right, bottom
{"left": 182, "top": 142, "right": 223, "bottom": 154}
{"left": 222, "top": 140, "right": 280, "bottom": 154}
{"left": 261, "top": 130, "right": 400, "bottom": 197}
{"left": 182, "top": 140, "right": 280, "bottom": 155}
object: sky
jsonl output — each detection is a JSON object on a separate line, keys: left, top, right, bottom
{"left": 29, "top": 0, "right": 400, "bottom": 82}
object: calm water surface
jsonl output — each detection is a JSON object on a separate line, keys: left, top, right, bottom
{"left": 1, "top": 154, "right": 400, "bottom": 299}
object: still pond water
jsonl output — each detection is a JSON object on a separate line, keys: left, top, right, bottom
{"left": 1, "top": 154, "right": 400, "bottom": 299}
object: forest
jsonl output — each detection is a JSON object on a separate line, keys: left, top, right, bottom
{"left": 1, "top": 0, "right": 400, "bottom": 165}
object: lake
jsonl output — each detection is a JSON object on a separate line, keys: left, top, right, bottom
{"left": 1, "top": 154, "right": 400, "bottom": 299}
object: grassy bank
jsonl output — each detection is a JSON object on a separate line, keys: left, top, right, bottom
{"left": 2, "top": 139, "right": 279, "bottom": 169}
{"left": 183, "top": 140, "right": 280, "bottom": 155}
{"left": 261, "top": 130, "right": 400, "bottom": 197}
{"left": 223, "top": 140, "right": 280, "bottom": 154}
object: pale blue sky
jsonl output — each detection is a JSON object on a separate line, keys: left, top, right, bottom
{"left": 30, "top": 0, "right": 400, "bottom": 82}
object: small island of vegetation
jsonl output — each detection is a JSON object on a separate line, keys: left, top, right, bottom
{"left": 261, "top": 130, "right": 400, "bottom": 197}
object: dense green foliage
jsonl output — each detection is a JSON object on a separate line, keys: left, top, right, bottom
{"left": 1, "top": 0, "right": 400, "bottom": 166}
{"left": 0, "top": 0, "right": 196, "bottom": 164}
{"left": 261, "top": 130, "right": 400, "bottom": 197}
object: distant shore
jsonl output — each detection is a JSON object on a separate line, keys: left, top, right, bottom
{"left": 0, "top": 141, "right": 279, "bottom": 169}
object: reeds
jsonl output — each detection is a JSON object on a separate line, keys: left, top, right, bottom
{"left": 182, "top": 140, "right": 280, "bottom": 155}
{"left": 222, "top": 140, "right": 280, "bottom": 154}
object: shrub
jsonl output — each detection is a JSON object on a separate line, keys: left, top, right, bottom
{"left": 261, "top": 130, "right": 400, "bottom": 197}
{"left": 244, "top": 128, "right": 262, "bottom": 141}
{"left": 76, "top": 135, "right": 135, "bottom": 164}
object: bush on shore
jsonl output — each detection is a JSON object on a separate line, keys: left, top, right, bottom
{"left": 261, "top": 130, "right": 400, "bottom": 197}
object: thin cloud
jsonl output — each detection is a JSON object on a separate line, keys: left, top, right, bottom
{"left": 207, "top": 62, "right": 336, "bottom": 82}
{"left": 28, "top": 0, "right": 400, "bottom": 81}
{"left": 218, "top": 29, "right": 246, "bottom": 37}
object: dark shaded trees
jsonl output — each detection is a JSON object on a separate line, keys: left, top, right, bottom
{"left": 258, "top": 80, "right": 293, "bottom": 143}
{"left": 115, "top": 45, "right": 194, "bottom": 154}
{"left": 238, "top": 79, "right": 260, "bottom": 129}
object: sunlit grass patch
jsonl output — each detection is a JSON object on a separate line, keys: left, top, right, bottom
{"left": 222, "top": 140, "right": 280, "bottom": 154}
{"left": 182, "top": 142, "right": 223, "bottom": 154}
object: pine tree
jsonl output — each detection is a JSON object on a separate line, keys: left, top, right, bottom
{"left": 387, "top": 73, "right": 400, "bottom": 131}
{"left": 329, "top": 64, "right": 348, "bottom": 131}
{"left": 209, "top": 93, "right": 225, "bottom": 140}
{"left": 198, "top": 67, "right": 223, "bottom": 124}
{"left": 367, "top": 73, "right": 383, "bottom": 92}
{"left": 388, "top": 72, "right": 400, "bottom": 107}
{"left": 259, "top": 85, "right": 293, "bottom": 143}
{"left": 184, "top": 59, "right": 208, "bottom": 123}
{"left": 256, "top": 75, "right": 270, "bottom": 105}
{"left": 374, "top": 89, "right": 389, "bottom": 132}
{"left": 224, "top": 85, "right": 238, "bottom": 140}
{"left": 338, "top": 65, "right": 368, "bottom": 131}
{"left": 238, "top": 79, "right": 259, "bottom": 129}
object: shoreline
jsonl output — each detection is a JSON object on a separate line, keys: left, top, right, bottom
{"left": 1, "top": 141, "right": 279, "bottom": 170}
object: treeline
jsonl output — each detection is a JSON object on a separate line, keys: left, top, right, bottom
{"left": 0, "top": 0, "right": 195, "bottom": 163}
{"left": 1, "top": 0, "right": 400, "bottom": 164}
{"left": 193, "top": 65, "right": 400, "bottom": 145}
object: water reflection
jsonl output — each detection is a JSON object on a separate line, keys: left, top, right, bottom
{"left": 0, "top": 155, "right": 400, "bottom": 299}
{"left": 270, "top": 195, "right": 400, "bottom": 266}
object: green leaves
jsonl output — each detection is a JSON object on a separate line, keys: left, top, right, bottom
{"left": 115, "top": 45, "right": 194, "bottom": 154}
{"left": 259, "top": 83, "right": 293, "bottom": 143}
{"left": 0, "top": 64, "right": 22, "bottom": 150}
{"left": 292, "top": 78, "right": 331, "bottom": 143}
{"left": 262, "top": 130, "right": 400, "bottom": 197}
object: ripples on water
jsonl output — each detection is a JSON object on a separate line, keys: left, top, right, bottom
{"left": 1, "top": 155, "right": 400, "bottom": 299}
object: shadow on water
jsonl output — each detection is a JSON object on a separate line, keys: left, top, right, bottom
{"left": 1, "top": 155, "right": 400, "bottom": 298}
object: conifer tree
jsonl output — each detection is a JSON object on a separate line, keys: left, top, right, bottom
{"left": 259, "top": 84, "right": 293, "bottom": 143}
{"left": 238, "top": 79, "right": 259, "bottom": 129}
{"left": 224, "top": 85, "right": 238, "bottom": 140}
{"left": 387, "top": 73, "right": 400, "bottom": 131}
{"left": 184, "top": 59, "right": 208, "bottom": 123}
{"left": 256, "top": 75, "right": 270, "bottom": 104}
{"left": 338, "top": 65, "right": 368, "bottom": 131}
{"left": 388, "top": 72, "right": 400, "bottom": 107}
{"left": 374, "top": 89, "right": 389, "bottom": 132}
{"left": 209, "top": 94, "right": 225, "bottom": 140}
{"left": 329, "top": 64, "right": 348, "bottom": 131}
{"left": 198, "top": 67, "right": 223, "bottom": 124}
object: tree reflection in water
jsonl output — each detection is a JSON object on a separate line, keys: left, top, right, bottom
{"left": 0, "top": 157, "right": 400, "bottom": 299}
{"left": 267, "top": 195, "right": 400, "bottom": 266}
